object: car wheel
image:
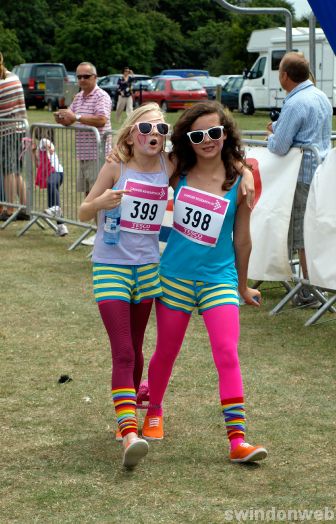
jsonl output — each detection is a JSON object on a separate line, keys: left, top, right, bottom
{"left": 161, "top": 101, "right": 168, "bottom": 113}
{"left": 241, "top": 95, "right": 254, "bottom": 115}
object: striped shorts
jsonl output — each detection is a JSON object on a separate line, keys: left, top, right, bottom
{"left": 92, "top": 263, "right": 162, "bottom": 304}
{"left": 159, "top": 275, "right": 239, "bottom": 314}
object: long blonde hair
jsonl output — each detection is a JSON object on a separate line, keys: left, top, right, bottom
{"left": 116, "top": 103, "right": 165, "bottom": 163}
{"left": 0, "top": 52, "right": 7, "bottom": 80}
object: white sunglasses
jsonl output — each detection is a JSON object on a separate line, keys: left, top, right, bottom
{"left": 187, "top": 125, "right": 224, "bottom": 144}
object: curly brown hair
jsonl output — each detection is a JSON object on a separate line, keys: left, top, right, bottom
{"left": 0, "top": 52, "right": 7, "bottom": 80}
{"left": 169, "top": 101, "right": 247, "bottom": 191}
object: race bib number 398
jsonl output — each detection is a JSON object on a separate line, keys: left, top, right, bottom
{"left": 120, "top": 178, "right": 168, "bottom": 234}
{"left": 173, "top": 186, "right": 229, "bottom": 246}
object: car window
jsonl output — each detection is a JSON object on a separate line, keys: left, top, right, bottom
{"left": 224, "top": 77, "right": 236, "bottom": 92}
{"left": 19, "top": 66, "right": 30, "bottom": 81}
{"left": 155, "top": 80, "right": 165, "bottom": 91}
{"left": 232, "top": 77, "right": 243, "bottom": 90}
{"left": 171, "top": 80, "right": 201, "bottom": 91}
{"left": 99, "top": 77, "right": 111, "bottom": 86}
{"left": 35, "top": 66, "right": 64, "bottom": 80}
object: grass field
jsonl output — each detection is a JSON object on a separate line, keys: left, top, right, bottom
{"left": 1, "top": 108, "right": 336, "bottom": 523}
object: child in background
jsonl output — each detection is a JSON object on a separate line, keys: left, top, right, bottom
{"left": 142, "top": 101, "right": 267, "bottom": 464}
{"left": 34, "top": 137, "right": 68, "bottom": 237}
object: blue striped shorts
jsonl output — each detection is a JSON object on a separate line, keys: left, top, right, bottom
{"left": 92, "top": 263, "right": 162, "bottom": 304}
{"left": 159, "top": 275, "right": 239, "bottom": 314}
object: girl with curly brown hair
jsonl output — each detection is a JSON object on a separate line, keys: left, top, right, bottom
{"left": 142, "top": 101, "right": 267, "bottom": 463}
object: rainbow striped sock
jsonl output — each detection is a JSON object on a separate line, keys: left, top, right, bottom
{"left": 221, "top": 397, "right": 246, "bottom": 442}
{"left": 112, "top": 388, "right": 137, "bottom": 438}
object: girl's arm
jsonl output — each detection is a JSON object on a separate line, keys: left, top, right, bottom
{"left": 235, "top": 162, "right": 255, "bottom": 210}
{"left": 79, "top": 161, "right": 126, "bottom": 222}
{"left": 234, "top": 188, "right": 260, "bottom": 307}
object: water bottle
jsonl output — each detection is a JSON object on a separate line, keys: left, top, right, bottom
{"left": 103, "top": 206, "right": 120, "bottom": 245}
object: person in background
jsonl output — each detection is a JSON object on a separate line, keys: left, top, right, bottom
{"left": 0, "top": 52, "right": 29, "bottom": 221}
{"left": 115, "top": 67, "right": 134, "bottom": 123}
{"left": 32, "top": 136, "right": 68, "bottom": 237}
{"left": 142, "top": 101, "right": 267, "bottom": 464}
{"left": 266, "top": 52, "right": 332, "bottom": 306}
{"left": 54, "top": 61, "right": 112, "bottom": 196}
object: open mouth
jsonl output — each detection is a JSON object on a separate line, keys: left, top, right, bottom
{"left": 149, "top": 138, "right": 158, "bottom": 146}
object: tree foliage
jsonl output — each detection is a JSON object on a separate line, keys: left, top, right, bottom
{"left": 1, "top": 0, "right": 302, "bottom": 75}
{"left": 0, "top": 22, "right": 24, "bottom": 69}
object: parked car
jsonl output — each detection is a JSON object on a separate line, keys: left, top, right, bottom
{"left": 159, "top": 69, "right": 209, "bottom": 78}
{"left": 67, "top": 71, "right": 77, "bottom": 83}
{"left": 132, "top": 77, "right": 208, "bottom": 112}
{"left": 12, "top": 63, "right": 68, "bottom": 109}
{"left": 220, "top": 75, "right": 244, "bottom": 110}
{"left": 97, "top": 74, "right": 150, "bottom": 109}
{"left": 192, "top": 76, "right": 226, "bottom": 100}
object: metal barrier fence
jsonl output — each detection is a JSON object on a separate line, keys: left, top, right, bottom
{"left": 18, "top": 122, "right": 102, "bottom": 250}
{"left": 242, "top": 138, "right": 335, "bottom": 326}
{"left": 0, "top": 118, "right": 30, "bottom": 226}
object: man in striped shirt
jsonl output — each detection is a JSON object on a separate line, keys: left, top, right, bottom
{"left": 267, "top": 52, "right": 332, "bottom": 302}
{"left": 55, "top": 62, "right": 112, "bottom": 195}
{"left": 0, "top": 52, "right": 28, "bottom": 220}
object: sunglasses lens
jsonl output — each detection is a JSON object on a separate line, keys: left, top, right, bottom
{"left": 189, "top": 131, "right": 204, "bottom": 144}
{"left": 138, "top": 122, "right": 152, "bottom": 134}
{"left": 208, "top": 127, "right": 223, "bottom": 140}
{"left": 157, "top": 123, "right": 169, "bottom": 135}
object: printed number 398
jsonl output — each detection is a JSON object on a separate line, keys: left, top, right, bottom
{"left": 182, "top": 206, "right": 211, "bottom": 231}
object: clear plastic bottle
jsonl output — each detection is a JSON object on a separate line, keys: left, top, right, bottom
{"left": 103, "top": 206, "right": 120, "bottom": 245}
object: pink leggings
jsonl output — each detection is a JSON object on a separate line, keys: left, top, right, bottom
{"left": 147, "top": 301, "right": 243, "bottom": 416}
{"left": 98, "top": 299, "right": 153, "bottom": 392}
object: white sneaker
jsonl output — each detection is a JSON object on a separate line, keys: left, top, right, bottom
{"left": 56, "top": 224, "right": 68, "bottom": 237}
{"left": 45, "top": 205, "right": 62, "bottom": 217}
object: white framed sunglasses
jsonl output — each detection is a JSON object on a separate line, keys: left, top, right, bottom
{"left": 187, "top": 125, "right": 224, "bottom": 144}
{"left": 133, "top": 122, "right": 170, "bottom": 136}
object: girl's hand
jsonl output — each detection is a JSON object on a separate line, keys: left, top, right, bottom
{"left": 239, "top": 287, "right": 261, "bottom": 307}
{"left": 240, "top": 168, "right": 255, "bottom": 209}
{"left": 106, "top": 147, "right": 121, "bottom": 164}
{"left": 96, "top": 189, "right": 128, "bottom": 210}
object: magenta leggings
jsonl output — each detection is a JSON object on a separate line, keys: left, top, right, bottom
{"left": 98, "top": 299, "right": 153, "bottom": 392}
{"left": 147, "top": 301, "right": 243, "bottom": 416}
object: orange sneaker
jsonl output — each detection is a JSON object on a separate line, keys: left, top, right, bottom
{"left": 122, "top": 437, "right": 149, "bottom": 469}
{"left": 142, "top": 415, "right": 164, "bottom": 441}
{"left": 230, "top": 442, "right": 267, "bottom": 463}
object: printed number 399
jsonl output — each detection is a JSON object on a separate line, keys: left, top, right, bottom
{"left": 130, "top": 200, "right": 158, "bottom": 221}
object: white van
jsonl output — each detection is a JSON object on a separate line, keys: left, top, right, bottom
{"left": 239, "top": 27, "right": 336, "bottom": 115}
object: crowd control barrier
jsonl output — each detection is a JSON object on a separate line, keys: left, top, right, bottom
{"left": 0, "top": 118, "right": 30, "bottom": 229}
{"left": 18, "top": 122, "right": 101, "bottom": 250}
{"left": 243, "top": 138, "right": 335, "bottom": 325}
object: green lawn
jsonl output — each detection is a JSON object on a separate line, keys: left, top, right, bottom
{"left": 1, "top": 108, "right": 335, "bottom": 523}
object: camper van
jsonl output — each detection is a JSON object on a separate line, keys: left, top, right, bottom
{"left": 239, "top": 27, "right": 336, "bottom": 115}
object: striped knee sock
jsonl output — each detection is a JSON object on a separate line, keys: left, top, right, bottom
{"left": 112, "top": 388, "right": 137, "bottom": 437}
{"left": 222, "top": 397, "right": 246, "bottom": 449}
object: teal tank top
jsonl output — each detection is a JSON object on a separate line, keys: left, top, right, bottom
{"left": 160, "top": 175, "right": 241, "bottom": 285}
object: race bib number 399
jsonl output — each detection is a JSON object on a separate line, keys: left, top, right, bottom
{"left": 120, "top": 178, "right": 168, "bottom": 234}
{"left": 173, "top": 186, "right": 229, "bottom": 246}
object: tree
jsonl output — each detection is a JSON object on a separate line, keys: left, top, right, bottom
{"left": 146, "top": 12, "right": 186, "bottom": 73}
{"left": 0, "top": 0, "right": 55, "bottom": 62}
{"left": 0, "top": 22, "right": 24, "bottom": 69}
{"left": 53, "top": 0, "right": 155, "bottom": 74}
